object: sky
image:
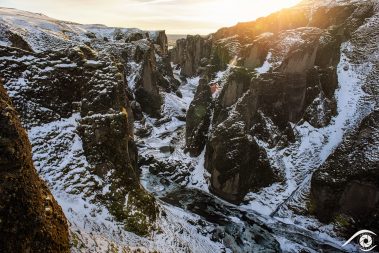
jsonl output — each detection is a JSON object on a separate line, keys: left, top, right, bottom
{"left": 0, "top": 0, "right": 302, "bottom": 34}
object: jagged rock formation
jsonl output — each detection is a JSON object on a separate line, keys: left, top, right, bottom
{"left": 1, "top": 0, "right": 379, "bottom": 251}
{"left": 0, "top": 83, "right": 69, "bottom": 252}
{"left": 185, "top": 78, "right": 212, "bottom": 157}
{"left": 311, "top": 110, "right": 379, "bottom": 235}
{"left": 0, "top": 8, "right": 178, "bottom": 242}
{"left": 0, "top": 42, "right": 158, "bottom": 236}
{"left": 174, "top": 0, "right": 379, "bottom": 210}
{"left": 0, "top": 8, "right": 179, "bottom": 119}
{"left": 170, "top": 35, "right": 212, "bottom": 77}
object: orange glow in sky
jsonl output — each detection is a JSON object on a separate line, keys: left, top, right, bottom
{"left": 0, "top": 0, "right": 302, "bottom": 34}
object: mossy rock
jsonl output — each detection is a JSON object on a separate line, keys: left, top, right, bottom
{"left": 211, "top": 44, "right": 232, "bottom": 71}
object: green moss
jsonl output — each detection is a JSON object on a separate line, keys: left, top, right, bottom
{"left": 334, "top": 214, "right": 351, "bottom": 228}
{"left": 230, "top": 67, "right": 254, "bottom": 82}
{"left": 70, "top": 233, "right": 80, "bottom": 248}
{"left": 306, "top": 200, "right": 316, "bottom": 214}
{"left": 194, "top": 105, "right": 207, "bottom": 119}
{"left": 123, "top": 189, "right": 157, "bottom": 236}
{"left": 211, "top": 44, "right": 231, "bottom": 71}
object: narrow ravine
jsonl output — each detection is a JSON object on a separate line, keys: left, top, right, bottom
{"left": 135, "top": 62, "right": 359, "bottom": 252}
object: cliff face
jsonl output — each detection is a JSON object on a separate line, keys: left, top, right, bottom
{"left": 174, "top": 0, "right": 379, "bottom": 215}
{"left": 311, "top": 110, "right": 379, "bottom": 235}
{"left": 0, "top": 83, "right": 69, "bottom": 252}
{"left": 0, "top": 43, "right": 158, "bottom": 236}
{"left": 170, "top": 35, "right": 212, "bottom": 77}
{"left": 0, "top": 9, "right": 177, "bottom": 241}
{"left": 1, "top": 1, "right": 379, "bottom": 251}
{"left": 185, "top": 78, "right": 212, "bottom": 157}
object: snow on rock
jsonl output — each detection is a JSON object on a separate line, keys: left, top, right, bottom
{"left": 0, "top": 7, "right": 161, "bottom": 52}
{"left": 243, "top": 41, "right": 375, "bottom": 217}
{"left": 27, "top": 113, "right": 157, "bottom": 252}
{"left": 255, "top": 51, "right": 272, "bottom": 74}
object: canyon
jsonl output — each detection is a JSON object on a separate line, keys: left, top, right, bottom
{"left": 0, "top": 0, "right": 379, "bottom": 252}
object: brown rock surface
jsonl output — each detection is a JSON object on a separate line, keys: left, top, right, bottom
{"left": 0, "top": 83, "right": 69, "bottom": 253}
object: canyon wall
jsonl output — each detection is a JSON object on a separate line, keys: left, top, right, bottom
{"left": 0, "top": 82, "right": 70, "bottom": 252}
{"left": 172, "top": 0, "right": 379, "bottom": 227}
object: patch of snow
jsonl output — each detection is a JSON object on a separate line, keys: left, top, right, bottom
{"left": 188, "top": 149, "right": 210, "bottom": 192}
{"left": 256, "top": 51, "right": 272, "bottom": 74}
{"left": 126, "top": 61, "right": 141, "bottom": 92}
{"left": 55, "top": 63, "right": 77, "bottom": 68}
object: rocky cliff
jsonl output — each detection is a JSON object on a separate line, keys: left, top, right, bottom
{"left": 2, "top": 0, "right": 379, "bottom": 251}
{"left": 311, "top": 110, "right": 379, "bottom": 235}
{"left": 0, "top": 8, "right": 176, "bottom": 248}
{"left": 170, "top": 35, "right": 212, "bottom": 77}
{"left": 0, "top": 43, "right": 158, "bottom": 237}
{"left": 172, "top": 0, "right": 379, "bottom": 235}
{"left": 0, "top": 82, "right": 69, "bottom": 252}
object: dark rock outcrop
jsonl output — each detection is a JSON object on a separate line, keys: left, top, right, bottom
{"left": 0, "top": 83, "right": 69, "bottom": 252}
{"left": 176, "top": 0, "right": 376, "bottom": 204}
{"left": 149, "top": 31, "right": 169, "bottom": 55}
{"left": 311, "top": 111, "right": 379, "bottom": 235}
{"left": 0, "top": 44, "right": 157, "bottom": 236}
{"left": 170, "top": 35, "right": 212, "bottom": 77}
{"left": 205, "top": 70, "right": 278, "bottom": 202}
{"left": 240, "top": 33, "right": 272, "bottom": 69}
{"left": 185, "top": 79, "right": 212, "bottom": 157}
{"left": 116, "top": 37, "right": 179, "bottom": 118}
{"left": 134, "top": 43, "right": 163, "bottom": 118}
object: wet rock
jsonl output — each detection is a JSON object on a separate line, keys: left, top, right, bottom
{"left": 161, "top": 188, "right": 282, "bottom": 252}
{"left": 131, "top": 101, "right": 143, "bottom": 121}
{"left": 159, "top": 145, "right": 175, "bottom": 154}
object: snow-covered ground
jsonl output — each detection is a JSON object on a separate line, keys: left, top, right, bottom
{"left": 138, "top": 72, "right": 210, "bottom": 192}
{"left": 0, "top": 7, "right": 162, "bottom": 52}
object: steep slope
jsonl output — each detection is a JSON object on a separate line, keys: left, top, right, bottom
{"left": 0, "top": 82, "right": 69, "bottom": 252}
{"left": 0, "top": 7, "right": 179, "bottom": 118}
{"left": 171, "top": 0, "right": 379, "bottom": 242}
{"left": 311, "top": 110, "right": 379, "bottom": 235}
{"left": 0, "top": 7, "right": 281, "bottom": 253}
